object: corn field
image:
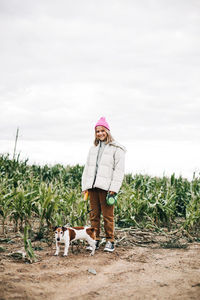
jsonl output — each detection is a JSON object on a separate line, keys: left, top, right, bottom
{"left": 0, "top": 154, "right": 200, "bottom": 238}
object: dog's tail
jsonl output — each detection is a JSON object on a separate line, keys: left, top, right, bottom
{"left": 90, "top": 227, "right": 98, "bottom": 232}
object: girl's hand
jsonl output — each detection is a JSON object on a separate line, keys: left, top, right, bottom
{"left": 109, "top": 191, "right": 116, "bottom": 195}
{"left": 82, "top": 190, "right": 88, "bottom": 194}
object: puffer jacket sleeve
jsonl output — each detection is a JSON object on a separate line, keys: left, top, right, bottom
{"left": 81, "top": 151, "right": 90, "bottom": 192}
{"left": 109, "top": 147, "right": 125, "bottom": 193}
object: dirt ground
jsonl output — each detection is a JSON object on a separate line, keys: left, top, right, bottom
{"left": 0, "top": 230, "right": 200, "bottom": 300}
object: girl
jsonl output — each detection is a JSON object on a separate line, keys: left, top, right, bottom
{"left": 82, "top": 117, "right": 126, "bottom": 252}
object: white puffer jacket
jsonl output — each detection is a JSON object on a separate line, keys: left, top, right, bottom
{"left": 82, "top": 141, "right": 126, "bottom": 193}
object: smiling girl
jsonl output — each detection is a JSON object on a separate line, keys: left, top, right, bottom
{"left": 82, "top": 117, "right": 126, "bottom": 252}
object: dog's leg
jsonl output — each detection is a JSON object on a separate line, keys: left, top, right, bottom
{"left": 87, "top": 238, "right": 95, "bottom": 256}
{"left": 63, "top": 237, "right": 70, "bottom": 256}
{"left": 54, "top": 241, "right": 60, "bottom": 256}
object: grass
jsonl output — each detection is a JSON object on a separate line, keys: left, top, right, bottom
{"left": 160, "top": 240, "right": 188, "bottom": 249}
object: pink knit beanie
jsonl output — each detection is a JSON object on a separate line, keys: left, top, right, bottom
{"left": 95, "top": 117, "right": 110, "bottom": 131}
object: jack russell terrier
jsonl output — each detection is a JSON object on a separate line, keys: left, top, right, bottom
{"left": 54, "top": 226, "right": 96, "bottom": 256}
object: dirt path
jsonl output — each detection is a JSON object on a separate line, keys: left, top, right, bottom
{"left": 0, "top": 241, "right": 200, "bottom": 299}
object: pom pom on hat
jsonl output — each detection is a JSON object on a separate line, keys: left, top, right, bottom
{"left": 95, "top": 117, "right": 110, "bottom": 131}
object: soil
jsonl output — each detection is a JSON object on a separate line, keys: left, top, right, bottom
{"left": 0, "top": 230, "right": 200, "bottom": 300}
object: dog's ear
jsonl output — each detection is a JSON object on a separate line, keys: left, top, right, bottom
{"left": 62, "top": 226, "right": 67, "bottom": 232}
{"left": 54, "top": 226, "right": 58, "bottom": 231}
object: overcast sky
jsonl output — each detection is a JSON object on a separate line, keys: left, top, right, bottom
{"left": 0, "top": 0, "right": 200, "bottom": 179}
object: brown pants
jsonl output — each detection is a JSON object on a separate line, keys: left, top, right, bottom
{"left": 88, "top": 188, "right": 114, "bottom": 242}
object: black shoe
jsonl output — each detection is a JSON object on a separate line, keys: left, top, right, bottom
{"left": 86, "top": 240, "right": 100, "bottom": 251}
{"left": 104, "top": 241, "right": 115, "bottom": 252}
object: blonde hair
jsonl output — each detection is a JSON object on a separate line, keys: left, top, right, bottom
{"left": 94, "top": 127, "right": 114, "bottom": 146}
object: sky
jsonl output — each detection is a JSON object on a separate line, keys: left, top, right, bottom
{"left": 0, "top": 0, "right": 200, "bottom": 179}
